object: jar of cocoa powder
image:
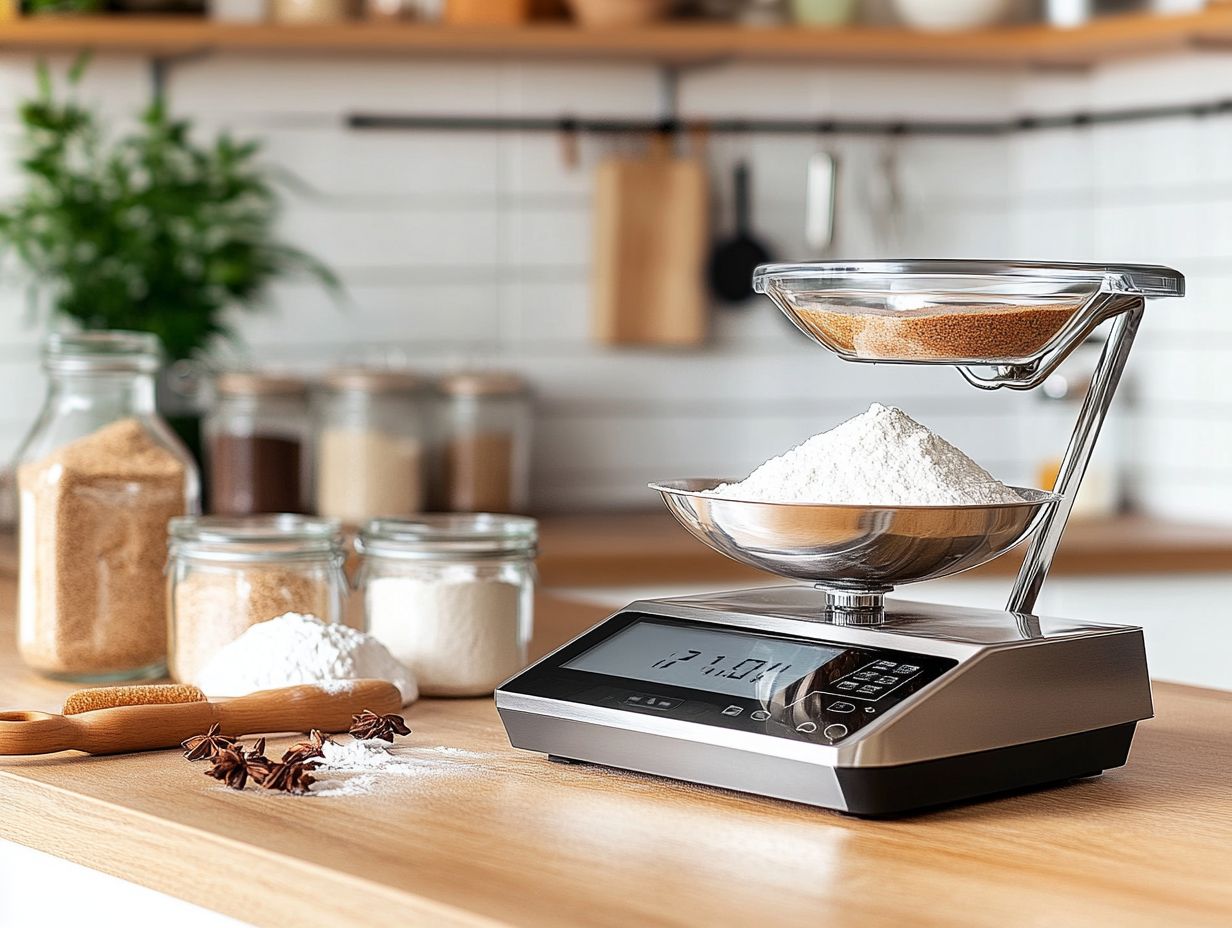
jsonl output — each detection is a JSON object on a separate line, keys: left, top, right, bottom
{"left": 435, "top": 371, "right": 532, "bottom": 514}
{"left": 166, "top": 514, "right": 348, "bottom": 685}
{"left": 205, "top": 372, "right": 310, "bottom": 516}
{"left": 15, "top": 332, "right": 200, "bottom": 681}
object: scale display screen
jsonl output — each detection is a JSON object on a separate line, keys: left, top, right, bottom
{"left": 562, "top": 620, "right": 843, "bottom": 700}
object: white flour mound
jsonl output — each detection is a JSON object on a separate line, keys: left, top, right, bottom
{"left": 196, "top": 612, "right": 418, "bottom": 705}
{"left": 706, "top": 403, "right": 1023, "bottom": 506}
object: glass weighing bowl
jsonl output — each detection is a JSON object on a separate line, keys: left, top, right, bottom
{"left": 754, "top": 260, "right": 1185, "bottom": 366}
{"left": 649, "top": 479, "right": 1059, "bottom": 611}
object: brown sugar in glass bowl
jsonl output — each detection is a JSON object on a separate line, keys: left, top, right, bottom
{"left": 795, "top": 301, "right": 1082, "bottom": 363}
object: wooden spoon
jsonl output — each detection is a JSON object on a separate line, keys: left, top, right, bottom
{"left": 0, "top": 680, "right": 403, "bottom": 757}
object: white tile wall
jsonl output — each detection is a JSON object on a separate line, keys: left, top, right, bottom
{"left": 0, "top": 51, "right": 1228, "bottom": 516}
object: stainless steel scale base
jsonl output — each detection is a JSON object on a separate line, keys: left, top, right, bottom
{"left": 496, "top": 586, "right": 1153, "bottom": 816}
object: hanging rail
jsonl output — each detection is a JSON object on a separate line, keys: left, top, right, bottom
{"left": 347, "top": 96, "right": 1232, "bottom": 137}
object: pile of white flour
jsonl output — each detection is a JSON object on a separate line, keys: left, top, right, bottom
{"left": 196, "top": 612, "right": 418, "bottom": 705}
{"left": 706, "top": 403, "right": 1023, "bottom": 506}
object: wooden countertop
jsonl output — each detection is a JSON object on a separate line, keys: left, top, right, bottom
{"left": 536, "top": 512, "right": 1232, "bottom": 587}
{"left": 1, "top": 570, "right": 1231, "bottom": 927}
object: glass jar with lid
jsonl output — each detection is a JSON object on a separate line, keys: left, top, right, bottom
{"left": 436, "top": 371, "right": 532, "bottom": 513}
{"left": 16, "top": 331, "right": 200, "bottom": 681}
{"left": 204, "top": 371, "right": 310, "bottom": 515}
{"left": 315, "top": 368, "right": 429, "bottom": 527}
{"left": 167, "top": 514, "right": 347, "bottom": 684}
{"left": 356, "top": 514, "right": 537, "bottom": 696}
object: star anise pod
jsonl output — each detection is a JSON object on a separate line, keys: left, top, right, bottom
{"left": 244, "top": 738, "right": 273, "bottom": 783}
{"left": 182, "top": 722, "right": 237, "bottom": 762}
{"left": 282, "top": 729, "right": 333, "bottom": 765}
{"left": 254, "top": 759, "right": 316, "bottom": 795}
{"left": 204, "top": 745, "right": 251, "bottom": 790}
{"left": 349, "top": 709, "right": 411, "bottom": 743}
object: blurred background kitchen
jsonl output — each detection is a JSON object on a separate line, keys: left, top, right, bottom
{"left": 0, "top": 0, "right": 1229, "bottom": 686}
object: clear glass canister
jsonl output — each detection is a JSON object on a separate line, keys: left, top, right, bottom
{"left": 16, "top": 332, "right": 200, "bottom": 681}
{"left": 436, "top": 371, "right": 532, "bottom": 513}
{"left": 205, "top": 371, "right": 310, "bottom": 516}
{"left": 356, "top": 514, "right": 537, "bottom": 697}
{"left": 167, "top": 514, "right": 347, "bottom": 685}
{"left": 315, "top": 368, "right": 429, "bottom": 527}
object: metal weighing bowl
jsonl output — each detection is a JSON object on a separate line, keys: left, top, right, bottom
{"left": 650, "top": 479, "right": 1059, "bottom": 603}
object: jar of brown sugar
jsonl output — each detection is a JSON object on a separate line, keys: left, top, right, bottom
{"left": 436, "top": 371, "right": 532, "bottom": 514}
{"left": 205, "top": 372, "right": 310, "bottom": 515}
{"left": 315, "top": 368, "right": 429, "bottom": 527}
{"left": 166, "top": 514, "right": 347, "bottom": 685}
{"left": 16, "top": 332, "right": 200, "bottom": 682}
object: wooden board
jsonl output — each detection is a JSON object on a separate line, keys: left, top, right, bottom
{"left": 1, "top": 569, "right": 1231, "bottom": 927}
{"left": 0, "top": 11, "right": 1231, "bottom": 68}
{"left": 591, "top": 151, "right": 708, "bottom": 347}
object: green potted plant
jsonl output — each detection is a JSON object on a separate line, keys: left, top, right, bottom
{"left": 0, "top": 59, "right": 338, "bottom": 457}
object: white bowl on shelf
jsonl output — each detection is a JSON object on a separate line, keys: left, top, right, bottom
{"left": 891, "top": 0, "right": 1011, "bottom": 31}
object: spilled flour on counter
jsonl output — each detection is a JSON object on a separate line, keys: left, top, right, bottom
{"left": 705, "top": 403, "right": 1024, "bottom": 506}
{"left": 307, "top": 739, "right": 490, "bottom": 797}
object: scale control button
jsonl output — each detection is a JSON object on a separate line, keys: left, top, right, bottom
{"left": 823, "top": 723, "right": 848, "bottom": 741}
{"left": 874, "top": 661, "right": 897, "bottom": 671}
{"left": 721, "top": 705, "right": 743, "bottom": 717}
{"left": 864, "top": 707, "right": 876, "bottom": 713}
{"left": 795, "top": 721, "right": 818, "bottom": 734}
{"left": 835, "top": 681, "right": 858, "bottom": 691}
{"left": 751, "top": 709, "right": 772, "bottom": 721}
{"left": 857, "top": 685, "right": 881, "bottom": 695}
{"left": 827, "top": 701, "right": 856, "bottom": 714}
{"left": 876, "top": 675, "right": 898, "bottom": 686}
{"left": 895, "top": 664, "right": 920, "bottom": 674}
{"left": 625, "top": 695, "right": 680, "bottom": 710}
{"left": 853, "top": 671, "right": 878, "bottom": 681}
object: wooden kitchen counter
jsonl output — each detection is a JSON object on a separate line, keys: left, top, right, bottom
{"left": 0, "top": 570, "right": 1230, "bottom": 927}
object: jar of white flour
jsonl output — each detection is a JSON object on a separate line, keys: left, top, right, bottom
{"left": 356, "top": 514, "right": 536, "bottom": 697}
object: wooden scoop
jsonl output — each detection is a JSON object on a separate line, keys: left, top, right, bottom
{"left": 0, "top": 680, "right": 403, "bottom": 757}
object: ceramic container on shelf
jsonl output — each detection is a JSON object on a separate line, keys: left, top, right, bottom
{"left": 271, "top": 0, "right": 350, "bottom": 23}
{"left": 791, "top": 0, "right": 856, "bottom": 25}
{"left": 565, "top": 0, "right": 673, "bottom": 27}
{"left": 891, "top": 0, "right": 1009, "bottom": 31}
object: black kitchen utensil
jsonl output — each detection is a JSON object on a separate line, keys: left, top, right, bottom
{"left": 707, "top": 161, "right": 772, "bottom": 305}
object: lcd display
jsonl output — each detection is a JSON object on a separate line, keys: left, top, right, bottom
{"left": 562, "top": 620, "right": 843, "bottom": 701}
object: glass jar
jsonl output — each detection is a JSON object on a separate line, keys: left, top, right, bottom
{"left": 16, "top": 332, "right": 200, "bottom": 681}
{"left": 315, "top": 368, "right": 429, "bottom": 527}
{"left": 166, "top": 514, "right": 347, "bottom": 684}
{"left": 436, "top": 371, "right": 532, "bottom": 513}
{"left": 205, "top": 371, "right": 310, "bottom": 516}
{"left": 356, "top": 514, "right": 536, "bottom": 697}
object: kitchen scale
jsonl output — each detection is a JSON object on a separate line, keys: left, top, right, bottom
{"left": 497, "top": 261, "right": 1185, "bottom": 815}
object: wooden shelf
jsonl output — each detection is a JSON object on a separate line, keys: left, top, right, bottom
{"left": 1, "top": 11, "right": 1231, "bottom": 69}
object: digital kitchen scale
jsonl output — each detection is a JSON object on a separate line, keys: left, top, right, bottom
{"left": 497, "top": 261, "right": 1185, "bottom": 815}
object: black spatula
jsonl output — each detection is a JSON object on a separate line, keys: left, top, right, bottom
{"left": 707, "top": 161, "right": 772, "bottom": 305}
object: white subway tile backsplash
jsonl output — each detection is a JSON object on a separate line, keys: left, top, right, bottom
{"left": 498, "top": 62, "right": 661, "bottom": 118}
{"left": 503, "top": 204, "right": 591, "bottom": 267}
{"left": 498, "top": 278, "right": 591, "bottom": 345}
{"left": 279, "top": 202, "right": 500, "bottom": 269}
{"left": 169, "top": 54, "right": 505, "bottom": 117}
{"left": 255, "top": 126, "right": 502, "bottom": 199}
